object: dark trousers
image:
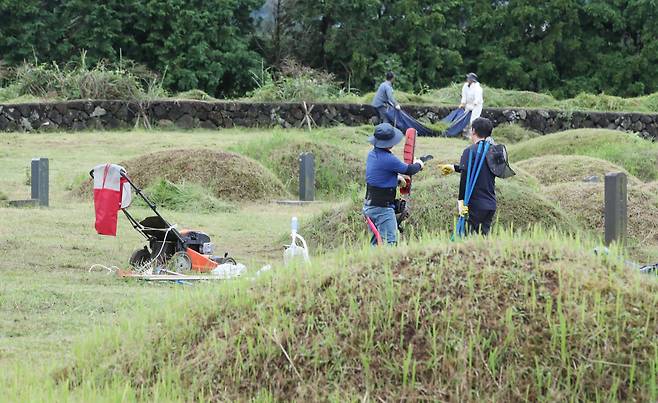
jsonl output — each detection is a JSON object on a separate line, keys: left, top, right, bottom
{"left": 467, "top": 209, "right": 496, "bottom": 235}
{"left": 376, "top": 106, "right": 390, "bottom": 124}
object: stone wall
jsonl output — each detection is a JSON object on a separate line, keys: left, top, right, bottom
{"left": 1, "top": 100, "right": 657, "bottom": 139}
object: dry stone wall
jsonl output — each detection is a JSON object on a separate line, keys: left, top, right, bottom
{"left": 1, "top": 100, "right": 657, "bottom": 139}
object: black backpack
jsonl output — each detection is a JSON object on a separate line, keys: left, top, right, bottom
{"left": 486, "top": 143, "right": 516, "bottom": 179}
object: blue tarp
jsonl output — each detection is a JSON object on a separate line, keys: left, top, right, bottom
{"left": 385, "top": 108, "right": 437, "bottom": 137}
{"left": 441, "top": 108, "right": 472, "bottom": 137}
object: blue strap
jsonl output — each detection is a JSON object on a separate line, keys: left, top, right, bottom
{"left": 454, "top": 141, "right": 490, "bottom": 238}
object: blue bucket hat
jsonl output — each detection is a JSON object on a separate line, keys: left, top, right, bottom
{"left": 368, "top": 123, "right": 404, "bottom": 148}
{"left": 466, "top": 72, "right": 479, "bottom": 82}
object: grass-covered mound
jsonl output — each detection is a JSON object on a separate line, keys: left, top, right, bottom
{"left": 516, "top": 155, "right": 643, "bottom": 186}
{"left": 493, "top": 123, "right": 540, "bottom": 144}
{"left": 57, "top": 235, "right": 658, "bottom": 401}
{"left": 235, "top": 136, "right": 365, "bottom": 198}
{"left": 132, "top": 179, "right": 235, "bottom": 213}
{"left": 543, "top": 182, "right": 658, "bottom": 259}
{"left": 302, "top": 176, "right": 574, "bottom": 249}
{"left": 73, "top": 149, "right": 287, "bottom": 202}
{"left": 510, "top": 129, "right": 658, "bottom": 181}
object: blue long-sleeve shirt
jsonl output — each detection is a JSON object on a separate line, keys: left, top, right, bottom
{"left": 372, "top": 80, "right": 398, "bottom": 108}
{"left": 366, "top": 148, "right": 421, "bottom": 188}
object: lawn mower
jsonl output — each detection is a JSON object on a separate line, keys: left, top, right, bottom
{"left": 90, "top": 168, "right": 236, "bottom": 274}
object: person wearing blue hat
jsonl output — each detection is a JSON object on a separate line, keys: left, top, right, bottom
{"left": 364, "top": 123, "right": 425, "bottom": 245}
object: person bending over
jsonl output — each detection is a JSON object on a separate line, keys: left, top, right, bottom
{"left": 372, "top": 71, "right": 401, "bottom": 124}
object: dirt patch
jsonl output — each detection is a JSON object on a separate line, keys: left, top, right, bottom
{"left": 73, "top": 149, "right": 287, "bottom": 201}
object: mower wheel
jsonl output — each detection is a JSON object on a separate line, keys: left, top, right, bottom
{"left": 211, "top": 256, "right": 237, "bottom": 265}
{"left": 169, "top": 251, "right": 193, "bottom": 274}
{"left": 129, "top": 248, "right": 151, "bottom": 268}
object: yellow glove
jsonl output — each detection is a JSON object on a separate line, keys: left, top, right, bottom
{"left": 458, "top": 200, "right": 469, "bottom": 217}
{"left": 439, "top": 164, "right": 455, "bottom": 176}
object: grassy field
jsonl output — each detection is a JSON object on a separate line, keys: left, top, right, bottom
{"left": 1, "top": 126, "right": 657, "bottom": 400}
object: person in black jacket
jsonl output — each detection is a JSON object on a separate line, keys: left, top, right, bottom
{"left": 439, "top": 117, "right": 496, "bottom": 235}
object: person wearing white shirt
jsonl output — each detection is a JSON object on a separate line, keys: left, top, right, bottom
{"left": 459, "top": 73, "right": 484, "bottom": 134}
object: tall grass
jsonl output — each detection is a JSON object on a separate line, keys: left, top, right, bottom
{"left": 6, "top": 231, "right": 655, "bottom": 401}
{"left": 1, "top": 51, "right": 166, "bottom": 102}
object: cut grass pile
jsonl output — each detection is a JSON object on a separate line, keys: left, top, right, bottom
{"left": 234, "top": 135, "right": 365, "bottom": 198}
{"left": 49, "top": 234, "right": 658, "bottom": 401}
{"left": 493, "top": 123, "right": 541, "bottom": 144}
{"left": 510, "top": 129, "right": 658, "bottom": 181}
{"left": 516, "top": 155, "right": 643, "bottom": 187}
{"left": 302, "top": 175, "right": 574, "bottom": 249}
{"left": 73, "top": 149, "right": 287, "bottom": 202}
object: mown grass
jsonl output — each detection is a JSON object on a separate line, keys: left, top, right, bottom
{"left": 7, "top": 231, "right": 654, "bottom": 401}
{"left": 510, "top": 129, "right": 658, "bottom": 181}
{"left": 2, "top": 126, "right": 658, "bottom": 401}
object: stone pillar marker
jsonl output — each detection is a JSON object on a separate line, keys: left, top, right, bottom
{"left": 31, "top": 158, "right": 40, "bottom": 200}
{"left": 604, "top": 172, "right": 627, "bottom": 246}
{"left": 299, "top": 153, "right": 315, "bottom": 202}
{"left": 30, "top": 157, "right": 49, "bottom": 206}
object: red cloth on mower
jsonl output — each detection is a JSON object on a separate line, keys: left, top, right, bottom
{"left": 93, "top": 164, "right": 131, "bottom": 236}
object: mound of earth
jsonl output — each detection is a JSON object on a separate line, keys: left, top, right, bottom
{"left": 238, "top": 138, "right": 365, "bottom": 198}
{"left": 642, "top": 181, "right": 658, "bottom": 195}
{"left": 544, "top": 182, "right": 658, "bottom": 247}
{"left": 509, "top": 129, "right": 658, "bottom": 181}
{"left": 58, "top": 237, "right": 658, "bottom": 401}
{"left": 492, "top": 123, "right": 540, "bottom": 144}
{"left": 74, "top": 149, "right": 287, "bottom": 201}
{"left": 302, "top": 176, "right": 575, "bottom": 249}
{"left": 516, "top": 155, "right": 642, "bottom": 186}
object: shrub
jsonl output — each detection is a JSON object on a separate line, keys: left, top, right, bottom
{"left": 248, "top": 60, "right": 345, "bottom": 102}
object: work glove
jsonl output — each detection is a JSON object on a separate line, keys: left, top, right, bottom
{"left": 413, "top": 159, "right": 425, "bottom": 170}
{"left": 439, "top": 164, "right": 455, "bottom": 176}
{"left": 459, "top": 103, "right": 465, "bottom": 109}
{"left": 395, "top": 104, "right": 401, "bottom": 110}
{"left": 397, "top": 174, "right": 409, "bottom": 188}
{"left": 458, "top": 200, "right": 469, "bottom": 217}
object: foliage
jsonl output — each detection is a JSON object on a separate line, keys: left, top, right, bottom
{"left": 6, "top": 55, "right": 165, "bottom": 100}
{"left": 248, "top": 60, "right": 345, "bottom": 102}
{"left": 0, "top": 0, "right": 262, "bottom": 97}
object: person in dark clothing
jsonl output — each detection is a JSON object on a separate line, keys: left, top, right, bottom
{"left": 439, "top": 117, "right": 496, "bottom": 235}
{"left": 371, "top": 71, "right": 401, "bottom": 124}
{"left": 364, "top": 123, "right": 424, "bottom": 245}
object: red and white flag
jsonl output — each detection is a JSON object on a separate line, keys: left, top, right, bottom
{"left": 92, "top": 164, "right": 132, "bottom": 236}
